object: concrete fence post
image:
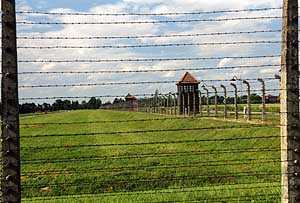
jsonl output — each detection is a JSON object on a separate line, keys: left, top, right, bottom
{"left": 187, "top": 91, "right": 191, "bottom": 116}
{"left": 155, "top": 96, "right": 158, "bottom": 113}
{"left": 151, "top": 97, "right": 153, "bottom": 113}
{"left": 168, "top": 92, "right": 171, "bottom": 115}
{"left": 212, "top": 86, "right": 218, "bottom": 117}
{"left": 149, "top": 96, "right": 152, "bottom": 113}
{"left": 162, "top": 95, "right": 165, "bottom": 114}
{"left": 166, "top": 95, "right": 168, "bottom": 115}
{"left": 174, "top": 93, "right": 178, "bottom": 116}
{"left": 145, "top": 99, "right": 147, "bottom": 113}
{"left": 178, "top": 92, "right": 182, "bottom": 115}
{"left": 160, "top": 96, "right": 163, "bottom": 114}
{"left": 243, "top": 80, "right": 251, "bottom": 121}
{"left": 154, "top": 96, "right": 157, "bottom": 113}
{"left": 258, "top": 78, "right": 266, "bottom": 122}
{"left": 203, "top": 87, "right": 210, "bottom": 117}
{"left": 163, "top": 95, "right": 166, "bottom": 115}
{"left": 161, "top": 95, "right": 164, "bottom": 114}
{"left": 154, "top": 95, "right": 156, "bottom": 113}
{"left": 169, "top": 94, "right": 172, "bottom": 115}
{"left": 281, "top": 0, "right": 300, "bottom": 202}
{"left": 193, "top": 91, "right": 196, "bottom": 116}
{"left": 168, "top": 93, "right": 171, "bottom": 115}
{"left": 1, "top": 0, "right": 21, "bottom": 202}
{"left": 162, "top": 95, "right": 164, "bottom": 114}
{"left": 182, "top": 91, "right": 185, "bottom": 116}
{"left": 199, "top": 90, "right": 203, "bottom": 117}
{"left": 231, "top": 83, "right": 238, "bottom": 120}
{"left": 158, "top": 96, "right": 161, "bottom": 114}
{"left": 143, "top": 97, "right": 146, "bottom": 113}
{"left": 165, "top": 95, "right": 168, "bottom": 115}
{"left": 220, "top": 85, "right": 227, "bottom": 119}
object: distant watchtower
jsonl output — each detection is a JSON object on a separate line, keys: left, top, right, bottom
{"left": 177, "top": 72, "right": 200, "bottom": 115}
{"left": 125, "top": 93, "right": 138, "bottom": 112}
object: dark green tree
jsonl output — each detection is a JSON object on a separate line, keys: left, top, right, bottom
{"left": 87, "top": 97, "right": 98, "bottom": 109}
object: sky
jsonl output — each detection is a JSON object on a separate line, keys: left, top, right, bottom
{"left": 14, "top": 0, "right": 283, "bottom": 103}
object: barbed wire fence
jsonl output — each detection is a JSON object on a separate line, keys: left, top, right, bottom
{"left": 1, "top": 0, "right": 299, "bottom": 202}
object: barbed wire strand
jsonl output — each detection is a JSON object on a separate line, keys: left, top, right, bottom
{"left": 18, "top": 115, "right": 280, "bottom": 126}
{"left": 18, "top": 78, "right": 278, "bottom": 88}
{"left": 21, "top": 159, "right": 280, "bottom": 177}
{"left": 20, "top": 125, "right": 275, "bottom": 139}
{"left": 16, "top": 30, "right": 282, "bottom": 40}
{"left": 21, "top": 135, "right": 279, "bottom": 151}
{"left": 21, "top": 148, "right": 279, "bottom": 165}
{"left": 148, "top": 194, "right": 280, "bottom": 203}
{"left": 17, "top": 40, "right": 282, "bottom": 49}
{"left": 22, "top": 174, "right": 280, "bottom": 188}
{"left": 18, "top": 87, "right": 281, "bottom": 101}
{"left": 17, "top": 54, "right": 281, "bottom": 63}
{"left": 23, "top": 174, "right": 281, "bottom": 187}
{"left": 16, "top": 7, "right": 283, "bottom": 16}
{"left": 16, "top": 64, "right": 281, "bottom": 75}
{"left": 15, "top": 16, "right": 283, "bottom": 25}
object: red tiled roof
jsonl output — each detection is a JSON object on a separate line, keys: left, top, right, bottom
{"left": 125, "top": 93, "right": 137, "bottom": 100}
{"left": 266, "top": 94, "right": 278, "bottom": 98}
{"left": 177, "top": 72, "right": 199, "bottom": 85}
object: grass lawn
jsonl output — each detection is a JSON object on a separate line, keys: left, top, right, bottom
{"left": 20, "top": 110, "right": 281, "bottom": 202}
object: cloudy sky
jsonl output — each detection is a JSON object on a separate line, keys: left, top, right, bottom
{"left": 15, "top": 0, "right": 282, "bottom": 103}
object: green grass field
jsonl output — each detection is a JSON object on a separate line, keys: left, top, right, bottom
{"left": 20, "top": 110, "right": 281, "bottom": 202}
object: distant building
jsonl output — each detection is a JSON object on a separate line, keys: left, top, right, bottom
{"left": 101, "top": 94, "right": 138, "bottom": 111}
{"left": 176, "top": 72, "right": 200, "bottom": 115}
{"left": 125, "top": 94, "right": 137, "bottom": 101}
{"left": 266, "top": 94, "right": 279, "bottom": 103}
{"left": 125, "top": 94, "right": 138, "bottom": 111}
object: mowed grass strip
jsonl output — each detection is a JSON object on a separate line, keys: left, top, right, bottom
{"left": 20, "top": 110, "right": 281, "bottom": 202}
{"left": 23, "top": 182, "right": 280, "bottom": 203}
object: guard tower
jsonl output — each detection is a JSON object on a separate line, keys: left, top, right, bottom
{"left": 176, "top": 72, "right": 200, "bottom": 115}
{"left": 125, "top": 93, "right": 138, "bottom": 112}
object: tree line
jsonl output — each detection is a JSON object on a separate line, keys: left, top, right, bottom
{"left": 19, "top": 97, "right": 102, "bottom": 114}
{"left": 17, "top": 93, "right": 278, "bottom": 114}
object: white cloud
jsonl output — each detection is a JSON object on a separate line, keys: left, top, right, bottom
{"left": 124, "top": 0, "right": 281, "bottom": 11}
{"left": 41, "top": 63, "right": 57, "bottom": 71}
{"left": 260, "top": 68, "right": 277, "bottom": 74}
{"left": 17, "top": 0, "right": 283, "bottom": 103}
{"left": 217, "top": 59, "right": 233, "bottom": 67}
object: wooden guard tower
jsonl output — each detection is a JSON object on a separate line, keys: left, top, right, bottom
{"left": 177, "top": 72, "right": 200, "bottom": 115}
